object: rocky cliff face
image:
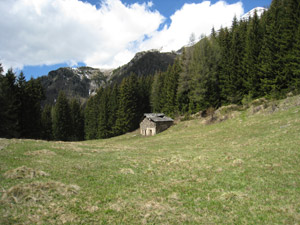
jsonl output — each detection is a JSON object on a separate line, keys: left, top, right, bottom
{"left": 110, "top": 50, "right": 177, "bottom": 83}
{"left": 40, "top": 67, "right": 107, "bottom": 105}
{"left": 39, "top": 50, "right": 177, "bottom": 105}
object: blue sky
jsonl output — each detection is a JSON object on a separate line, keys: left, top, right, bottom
{"left": 0, "top": 0, "right": 272, "bottom": 80}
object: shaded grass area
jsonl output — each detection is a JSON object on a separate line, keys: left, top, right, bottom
{"left": 1, "top": 98, "right": 300, "bottom": 224}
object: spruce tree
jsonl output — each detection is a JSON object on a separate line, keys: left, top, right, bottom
{"left": 230, "top": 19, "right": 248, "bottom": 103}
{"left": 243, "top": 10, "right": 264, "bottom": 98}
{"left": 291, "top": 24, "right": 300, "bottom": 91}
{"left": 41, "top": 104, "right": 53, "bottom": 140}
{"left": 84, "top": 90, "right": 101, "bottom": 140}
{"left": 70, "top": 99, "right": 84, "bottom": 141}
{"left": 259, "top": 0, "right": 293, "bottom": 97}
{"left": 98, "top": 88, "right": 110, "bottom": 139}
{"left": 177, "top": 47, "right": 193, "bottom": 114}
{"left": 114, "top": 73, "right": 139, "bottom": 135}
{"left": 162, "top": 60, "right": 181, "bottom": 116}
{"left": 0, "top": 69, "right": 20, "bottom": 138}
{"left": 22, "top": 78, "right": 45, "bottom": 139}
{"left": 189, "top": 37, "right": 221, "bottom": 110}
{"left": 108, "top": 85, "right": 119, "bottom": 137}
{"left": 16, "top": 72, "right": 26, "bottom": 137}
{"left": 218, "top": 27, "right": 233, "bottom": 104}
{"left": 52, "top": 91, "right": 71, "bottom": 141}
{"left": 137, "top": 76, "right": 152, "bottom": 116}
{"left": 151, "top": 71, "right": 165, "bottom": 112}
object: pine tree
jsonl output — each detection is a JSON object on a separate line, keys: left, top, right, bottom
{"left": 98, "top": 88, "right": 110, "bottom": 139}
{"left": 230, "top": 19, "right": 248, "bottom": 103}
{"left": 291, "top": 24, "right": 300, "bottom": 91}
{"left": 151, "top": 71, "right": 165, "bottom": 112}
{"left": 177, "top": 47, "right": 193, "bottom": 114}
{"left": 70, "top": 99, "right": 84, "bottom": 141}
{"left": 16, "top": 71, "right": 26, "bottom": 137}
{"left": 189, "top": 37, "right": 221, "bottom": 110}
{"left": 114, "top": 73, "right": 139, "bottom": 135}
{"left": 84, "top": 90, "right": 101, "bottom": 140}
{"left": 108, "top": 85, "right": 119, "bottom": 137}
{"left": 0, "top": 69, "right": 20, "bottom": 138}
{"left": 22, "top": 78, "right": 45, "bottom": 139}
{"left": 52, "top": 91, "right": 71, "bottom": 141}
{"left": 218, "top": 27, "right": 233, "bottom": 104}
{"left": 280, "top": 0, "right": 300, "bottom": 91}
{"left": 137, "top": 76, "right": 152, "bottom": 116}
{"left": 41, "top": 104, "right": 53, "bottom": 140}
{"left": 259, "top": 0, "right": 296, "bottom": 97}
{"left": 243, "top": 10, "right": 264, "bottom": 98}
{"left": 162, "top": 60, "right": 181, "bottom": 116}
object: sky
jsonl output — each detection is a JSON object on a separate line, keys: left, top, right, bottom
{"left": 0, "top": 0, "right": 272, "bottom": 79}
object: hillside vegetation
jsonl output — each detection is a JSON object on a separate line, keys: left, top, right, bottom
{"left": 1, "top": 96, "right": 300, "bottom": 224}
{"left": 1, "top": 0, "right": 300, "bottom": 141}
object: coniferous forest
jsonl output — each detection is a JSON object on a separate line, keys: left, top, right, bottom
{"left": 0, "top": 0, "right": 299, "bottom": 141}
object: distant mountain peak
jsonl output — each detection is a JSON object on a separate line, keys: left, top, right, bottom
{"left": 242, "top": 7, "right": 267, "bottom": 19}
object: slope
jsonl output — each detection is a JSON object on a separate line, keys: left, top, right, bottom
{"left": 39, "top": 67, "right": 107, "bottom": 105}
{"left": 1, "top": 96, "right": 300, "bottom": 224}
{"left": 38, "top": 50, "right": 176, "bottom": 105}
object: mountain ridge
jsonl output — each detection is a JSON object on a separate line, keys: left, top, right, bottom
{"left": 39, "top": 50, "right": 177, "bottom": 105}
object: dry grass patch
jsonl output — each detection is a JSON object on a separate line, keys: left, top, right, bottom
{"left": 119, "top": 168, "right": 135, "bottom": 175}
{"left": 140, "top": 200, "right": 175, "bottom": 224}
{"left": 1, "top": 181, "right": 80, "bottom": 204}
{"left": 232, "top": 159, "right": 244, "bottom": 166}
{"left": 219, "top": 191, "right": 249, "bottom": 202}
{"left": 4, "top": 166, "right": 49, "bottom": 179}
{"left": 84, "top": 205, "right": 99, "bottom": 213}
{"left": 109, "top": 199, "right": 127, "bottom": 212}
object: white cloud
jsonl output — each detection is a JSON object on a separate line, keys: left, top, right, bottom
{"left": 140, "top": 1, "right": 244, "bottom": 52}
{"left": 0, "top": 0, "right": 163, "bottom": 69}
{"left": 0, "top": 0, "right": 244, "bottom": 70}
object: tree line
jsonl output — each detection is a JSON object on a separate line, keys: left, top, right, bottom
{"left": 153, "top": 0, "right": 300, "bottom": 115}
{"left": 0, "top": 68, "right": 45, "bottom": 139}
{"left": 1, "top": 0, "right": 299, "bottom": 141}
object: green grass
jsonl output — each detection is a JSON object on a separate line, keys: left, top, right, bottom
{"left": 1, "top": 97, "right": 300, "bottom": 224}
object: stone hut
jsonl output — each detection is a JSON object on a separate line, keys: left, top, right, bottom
{"left": 140, "top": 113, "right": 174, "bottom": 136}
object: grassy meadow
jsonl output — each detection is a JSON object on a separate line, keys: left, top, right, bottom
{"left": 1, "top": 96, "right": 300, "bottom": 224}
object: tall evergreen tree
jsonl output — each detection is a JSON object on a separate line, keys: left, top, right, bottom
{"left": 16, "top": 71, "right": 26, "bottom": 137}
{"left": 218, "top": 27, "right": 233, "bottom": 104}
{"left": 177, "top": 47, "right": 193, "bottom": 113}
{"left": 52, "top": 91, "right": 71, "bottom": 141}
{"left": 137, "top": 76, "right": 152, "bottom": 115}
{"left": 259, "top": 0, "right": 297, "bottom": 97}
{"left": 189, "top": 36, "right": 221, "bottom": 110}
{"left": 22, "top": 78, "right": 45, "bottom": 139}
{"left": 70, "top": 99, "right": 84, "bottom": 141}
{"left": 162, "top": 60, "right": 181, "bottom": 116}
{"left": 0, "top": 69, "right": 20, "bottom": 138}
{"left": 230, "top": 19, "right": 248, "bottom": 102}
{"left": 151, "top": 71, "right": 165, "bottom": 112}
{"left": 98, "top": 88, "right": 111, "bottom": 139}
{"left": 41, "top": 104, "right": 53, "bottom": 140}
{"left": 291, "top": 24, "right": 300, "bottom": 91}
{"left": 114, "top": 73, "right": 139, "bottom": 135}
{"left": 243, "top": 10, "right": 264, "bottom": 98}
{"left": 108, "top": 85, "right": 119, "bottom": 137}
{"left": 84, "top": 90, "right": 101, "bottom": 140}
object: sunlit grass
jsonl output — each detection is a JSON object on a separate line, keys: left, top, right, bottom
{"left": 1, "top": 96, "right": 300, "bottom": 224}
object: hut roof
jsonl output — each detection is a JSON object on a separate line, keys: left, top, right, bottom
{"left": 144, "top": 113, "right": 174, "bottom": 122}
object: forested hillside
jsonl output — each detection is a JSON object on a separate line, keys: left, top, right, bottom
{"left": 0, "top": 0, "right": 299, "bottom": 141}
